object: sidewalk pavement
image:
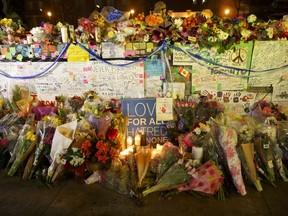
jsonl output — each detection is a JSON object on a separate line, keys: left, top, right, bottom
{"left": 0, "top": 170, "right": 288, "bottom": 216}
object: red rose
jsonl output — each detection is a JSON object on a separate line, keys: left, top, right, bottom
{"left": 107, "top": 129, "right": 118, "bottom": 140}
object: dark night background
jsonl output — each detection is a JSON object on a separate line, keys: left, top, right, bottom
{"left": 1, "top": 0, "right": 287, "bottom": 29}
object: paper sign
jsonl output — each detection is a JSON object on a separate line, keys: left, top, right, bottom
{"left": 101, "top": 42, "right": 125, "bottom": 59}
{"left": 9, "top": 47, "right": 16, "bottom": 56}
{"left": 163, "top": 82, "right": 186, "bottom": 99}
{"left": 156, "top": 98, "right": 174, "bottom": 121}
{"left": 67, "top": 44, "right": 89, "bottom": 62}
{"left": 144, "top": 56, "right": 164, "bottom": 76}
{"left": 122, "top": 98, "right": 168, "bottom": 146}
{"left": 5, "top": 52, "right": 12, "bottom": 60}
{"left": 1, "top": 47, "right": 8, "bottom": 55}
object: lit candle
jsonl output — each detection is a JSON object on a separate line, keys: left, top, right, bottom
{"left": 26, "top": 34, "right": 33, "bottom": 44}
{"left": 134, "top": 133, "right": 141, "bottom": 150}
{"left": 69, "top": 25, "right": 75, "bottom": 43}
{"left": 126, "top": 136, "right": 133, "bottom": 148}
{"left": 140, "top": 131, "right": 146, "bottom": 146}
{"left": 95, "top": 26, "right": 101, "bottom": 43}
{"left": 61, "top": 26, "right": 68, "bottom": 43}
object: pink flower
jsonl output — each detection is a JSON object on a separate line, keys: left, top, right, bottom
{"left": 43, "top": 23, "right": 54, "bottom": 34}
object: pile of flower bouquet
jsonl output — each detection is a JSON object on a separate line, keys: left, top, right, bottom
{"left": 1, "top": 84, "right": 288, "bottom": 205}
{"left": 1, "top": 4, "right": 288, "bottom": 53}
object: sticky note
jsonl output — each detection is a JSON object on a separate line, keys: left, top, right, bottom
{"left": 5, "top": 52, "right": 12, "bottom": 60}
{"left": 217, "top": 83, "right": 222, "bottom": 91}
{"left": 16, "top": 54, "right": 23, "bottom": 61}
{"left": 1, "top": 47, "right": 8, "bottom": 55}
{"left": 67, "top": 44, "right": 89, "bottom": 62}
{"left": 9, "top": 47, "right": 16, "bottom": 56}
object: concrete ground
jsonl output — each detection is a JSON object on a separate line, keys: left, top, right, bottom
{"left": 0, "top": 170, "right": 288, "bottom": 216}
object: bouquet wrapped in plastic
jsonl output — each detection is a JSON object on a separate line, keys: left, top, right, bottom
{"left": 29, "top": 116, "right": 59, "bottom": 179}
{"left": 7, "top": 114, "right": 36, "bottom": 176}
{"left": 254, "top": 117, "right": 278, "bottom": 186}
{"left": 218, "top": 125, "right": 246, "bottom": 195}
{"left": 142, "top": 161, "right": 191, "bottom": 197}
{"left": 156, "top": 142, "right": 183, "bottom": 181}
{"left": 135, "top": 146, "right": 152, "bottom": 187}
{"left": 47, "top": 120, "right": 77, "bottom": 182}
{"left": 178, "top": 160, "right": 223, "bottom": 195}
{"left": 233, "top": 117, "right": 263, "bottom": 191}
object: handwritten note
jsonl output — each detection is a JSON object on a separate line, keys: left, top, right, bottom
{"left": 249, "top": 41, "right": 288, "bottom": 86}
{"left": 67, "top": 44, "right": 89, "bottom": 62}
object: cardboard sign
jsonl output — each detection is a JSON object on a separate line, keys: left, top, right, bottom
{"left": 122, "top": 98, "right": 168, "bottom": 146}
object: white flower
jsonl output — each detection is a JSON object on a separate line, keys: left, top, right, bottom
{"left": 240, "top": 28, "right": 252, "bottom": 39}
{"left": 70, "top": 155, "right": 85, "bottom": 167}
{"left": 116, "top": 33, "right": 126, "bottom": 43}
{"left": 72, "top": 147, "right": 78, "bottom": 153}
{"left": 30, "top": 27, "right": 44, "bottom": 35}
{"left": 217, "top": 30, "right": 229, "bottom": 41}
{"left": 208, "top": 36, "right": 218, "bottom": 42}
{"left": 193, "top": 127, "right": 202, "bottom": 135}
{"left": 266, "top": 27, "right": 274, "bottom": 39}
{"left": 174, "top": 18, "right": 183, "bottom": 29}
{"left": 143, "top": 34, "right": 150, "bottom": 42}
{"left": 247, "top": 14, "right": 257, "bottom": 23}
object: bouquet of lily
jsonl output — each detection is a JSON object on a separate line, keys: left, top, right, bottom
{"left": 29, "top": 116, "right": 60, "bottom": 179}
{"left": 7, "top": 114, "right": 36, "bottom": 176}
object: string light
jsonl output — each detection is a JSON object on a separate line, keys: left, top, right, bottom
{"left": 224, "top": 9, "right": 230, "bottom": 15}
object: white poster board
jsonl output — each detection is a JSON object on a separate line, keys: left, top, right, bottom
{"left": 0, "top": 60, "right": 145, "bottom": 102}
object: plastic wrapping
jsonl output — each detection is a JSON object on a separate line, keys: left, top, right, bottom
{"left": 178, "top": 160, "right": 223, "bottom": 195}
{"left": 29, "top": 119, "right": 58, "bottom": 179}
{"left": 156, "top": 142, "right": 182, "bottom": 181}
{"left": 6, "top": 114, "right": 36, "bottom": 176}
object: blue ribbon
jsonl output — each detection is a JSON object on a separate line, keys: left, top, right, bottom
{"left": 172, "top": 45, "right": 288, "bottom": 74}
{"left": 0, "top": 40, "right": 287, "bottom": 80}
{"left": 0, "top": 43, "right": 70, "bottom": 79}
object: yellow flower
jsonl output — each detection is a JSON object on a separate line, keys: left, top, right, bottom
{"left": 0, "top": 99, "right": 3, "bottom": 109}
{"left": 199, "top": 122, "right": 210, "bottom": 133}
{"left": 42, "top": 115, "right": 62, "bottom": 126}
{"left": 107, "top": 31, "right": 115, "bottom": 38}
{"left": 26, "top": 131, "right": 36, "bottom": 142}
